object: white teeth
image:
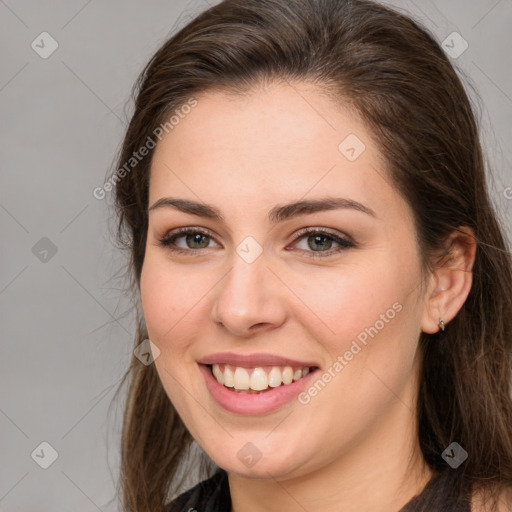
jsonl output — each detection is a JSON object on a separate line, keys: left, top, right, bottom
{"left": 282, "top": 366, "right": 293, "bottom": 385}
{"left": 233, "top": 367, "right": 250, "bottom": 390}
{"left": 223, "top": 365, "right": 234, "bottom": 387}
{"left": 250, "top": 367, "right": 268, "bottom": 391}
{"left": 212, "top": 364, "right": 224, "bottom": 384}
{"left": 211, "top": 363, "right": 312, "bottom": 391}
{"left": 268, "top": 367, "right": 282, "bottom": 387}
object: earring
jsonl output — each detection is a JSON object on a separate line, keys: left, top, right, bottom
{"left": 439, "top": 318, "right": 446, "bottom": 332}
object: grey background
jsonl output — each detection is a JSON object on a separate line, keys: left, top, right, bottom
{"left": 0, "top": 0, "right": 511, "bottom": 510}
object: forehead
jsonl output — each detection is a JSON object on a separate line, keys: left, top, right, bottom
{"left": 149, "top": 82, "right": 405, "bottom": 222}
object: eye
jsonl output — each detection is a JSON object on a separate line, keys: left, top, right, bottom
{"left": 158, "top": 227, "right": 219, "bottom": 255}
{"left": 289, "top": 228, "right": 355, "bottom": 259}
{"left": 157, "top": 226, "right": 355, "bottom": 258}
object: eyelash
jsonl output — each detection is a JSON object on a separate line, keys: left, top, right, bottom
{"left": 157, "top": 226, "right": 355, "bottom": 259}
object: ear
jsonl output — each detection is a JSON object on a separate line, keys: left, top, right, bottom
{"left": 421, "top": 226, "right": 477, "bottom": 334}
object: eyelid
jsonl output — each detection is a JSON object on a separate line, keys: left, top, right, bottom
{"left": 157, "top": 225, "right": 355, "bottom": 257}
{"left": 158, "top": 226, "right": 220, "bottom": 249}
{"left": 288, "top": 227, "right": 355, "bottom": 258}
{"left": 291, "top": 226, "right": 355, "bottom": 246}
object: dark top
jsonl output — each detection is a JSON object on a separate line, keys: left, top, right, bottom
{"left": 166, "top": 468, "right": 473, "bottom": 512}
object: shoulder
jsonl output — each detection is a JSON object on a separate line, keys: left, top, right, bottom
{"left": 471, "top": 485, "right": 512, "bottom": 512}
{"left": 165, "top": 469, "right": 230, "bottom": 512}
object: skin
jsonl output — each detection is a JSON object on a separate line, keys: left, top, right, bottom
{"left": 140, "top": 81, "right": 476, "bottom": 512}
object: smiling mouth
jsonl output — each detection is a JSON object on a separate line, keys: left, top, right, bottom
{"left": 207, "top": 363, "right": 318, "bottom": 394}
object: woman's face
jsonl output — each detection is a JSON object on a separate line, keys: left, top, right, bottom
{"left": 140, "top": 81, "right": 431, "bottom": 480}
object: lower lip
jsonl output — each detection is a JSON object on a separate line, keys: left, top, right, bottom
{"left": 198, "top": 363, "right": 319, "bottom": 415}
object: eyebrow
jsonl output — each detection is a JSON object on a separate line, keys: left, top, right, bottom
{"left": 148, "top": 196, "right": 376, "bottom": 223}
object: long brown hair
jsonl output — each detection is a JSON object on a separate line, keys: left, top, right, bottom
{"left": 107, "top": 0, "right": 512, "bottom": 510}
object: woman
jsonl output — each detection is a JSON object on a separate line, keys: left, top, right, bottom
{"left": 109, "top": 0, "right": 512, "bottom": 510}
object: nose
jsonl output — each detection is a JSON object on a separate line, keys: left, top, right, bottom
{"left": 210, "top": 250, "right": 287, "bottom": 337}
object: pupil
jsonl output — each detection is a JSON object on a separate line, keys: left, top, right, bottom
{"left": 309, "top": 235, "right": 331, "bottom": 251}
{"left": 187, "top": 233, "right": 209, "bottom": 248}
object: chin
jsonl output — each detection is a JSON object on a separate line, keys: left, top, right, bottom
{"left": 209, "top": 444, "right": 313, "bottom": 481}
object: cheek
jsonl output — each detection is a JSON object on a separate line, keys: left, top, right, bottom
{"left": 289, "top": 251, "right": 422, "bottom": 391}
{"left": 140, "top": 251, "right": 224, "bottom": 366}
{"left": 290, "top": 259, "right": 404, "bottom": 345}
{"left": 139, "top": 253, "right": 206, "bottom": 418}
{"left": 140, "top": 253, "right": 196, "bottom": 347}
{"left": 293, "top": 258, "right": 421, "bottom": 439}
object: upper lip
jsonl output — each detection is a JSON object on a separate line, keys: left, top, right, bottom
{"left": 197, "top": 352, "right": 319, "bottom": 368}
